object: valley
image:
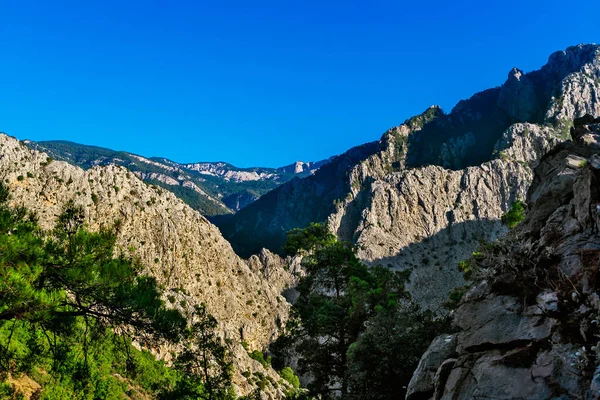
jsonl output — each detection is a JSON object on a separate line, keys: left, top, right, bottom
{"left": 2, "top": 43, "right": 600, "bottom": 399}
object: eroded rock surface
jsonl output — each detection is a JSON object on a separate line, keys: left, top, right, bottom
{"left": 327, "top": 44, "right": 600, "bottom": 309}
{"left": 223, "top": 44, "right": 600, "bottom": 311}
{"left": 0, "top": 134, "right": 296, "bottom": 398}
{"left": 406, "top": 117, "right": 600, "bottom": 400}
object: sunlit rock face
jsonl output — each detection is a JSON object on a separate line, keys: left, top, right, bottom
{"left": 0, "top": 134, "right": 297, "bottom": 398}
{"left": 407, "top": 117, "right": 600, "bottom": 400}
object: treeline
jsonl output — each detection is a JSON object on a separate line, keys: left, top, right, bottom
{"left": 0, "top": 183, "right": 233, "bottom": 400}
{"left": 271, "top": 223, "right": 450, "bottom": 400}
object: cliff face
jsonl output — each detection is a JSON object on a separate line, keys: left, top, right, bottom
{"left": 406, "top": 117, "right": 600, "bottom": 400}
{"left": 329, "top": 123, "right": 561, "bottom": 308}
{"left": 221, "top": 45, "right": 600, "bottom": 275}
{"left": 217, "top": 141, "right": 380, "bottom": 257}
{"left": 323, "top": 45, "right": 600, "bottom": 308}
{"left": 0, "top": 134, "right": 296, "bottom": 398}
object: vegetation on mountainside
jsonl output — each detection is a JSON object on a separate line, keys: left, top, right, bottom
{"left": 501, "top": 199, "right": 526, "bottom": 229}
{"left": 273, "top": 223, "right": 449, "bottom": 400}
{"left": 0, "top": 183, "right": 233, "bottom": 399}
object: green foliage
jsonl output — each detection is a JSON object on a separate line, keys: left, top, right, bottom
{"left": 16, "top": 175, "right": 24, "bottom": 181}
{"left": 404, "top": 106, "right": 443, "bottom": 130}
{"left": 279, "top": 367, "right": 300, "bottom": 389}
{"left": 248, "top": 350, "right": 271, "bottom": 369}
{"left": 275, "top": 224, "right": 447, "bottom": 399}
{"left": 501, "top": 200, "right": 526, "bottom": 229}
{"left": 167, "top": 304, "right": 235, "bottom": 400}
{"left": 444, "top": 284, "right": 472, "bottom": 310}
{"left": 0, "top": 184, "right": 232, "bottom": 399}
{"left": 283, "top": 222, "right": 336, "bottom": 256}
{"left": 346, "top": 306, "right": 449, "bottom": 399}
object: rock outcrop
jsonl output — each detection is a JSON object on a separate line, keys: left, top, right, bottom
{"left": 325, "top": 44, "right": 600, "bottom": 308}
{"left": 0, "top": 134, "right": 296, "bottom": 398}
{"left": 406, "top": 117, "right": 600, "bottom": 400}
{"left": 330, "top": 123, "right": 561, "bottom": 308}
{"left": 221, "top": 44, "right": 600, "bottom": 285}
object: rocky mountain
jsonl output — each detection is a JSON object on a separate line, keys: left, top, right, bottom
{"left": 220, "top": 44, "right": 600, "bottom": 309}
{"left": 406, "top": 116, "right": 600, "bottom": 400}
{"left": 27, "top": 140, "right": 329, "bottom": 217}
{"left": 0, "top": 134, "right": 298, "bottom": 398}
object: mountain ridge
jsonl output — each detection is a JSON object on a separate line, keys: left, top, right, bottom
{"left": 219, "top": 44, "right": 600, "bottom": 309}
{"left": 26, "top": 139, "right": 330, "bottom": 216}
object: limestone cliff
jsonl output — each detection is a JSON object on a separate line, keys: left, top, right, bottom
{"left": 221, "top": 45, "right": 600, "bottom": 280}
{"left": 0, "top": 134, "right": 296, "bottom": 398}
{"left": 406, "top": 117, "right": 600, "bottom": 400}
{"left": 325, "top": 44, "right": 600, "bottom": 308}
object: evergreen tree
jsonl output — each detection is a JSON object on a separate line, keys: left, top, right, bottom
{"left": 280, "top": 223, "right": 448, "bottom": 400}
{"left": 167, "top": 304, "right": 234, "bottom": 400}
{"left": 0, "top": 183, "right": 232, "bottom": 398}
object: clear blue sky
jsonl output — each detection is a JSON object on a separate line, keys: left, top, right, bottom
{"left": 1, "top": 1, "right": 598, "bottom": 167}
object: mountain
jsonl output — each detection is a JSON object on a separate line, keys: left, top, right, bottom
{"left": 406, "top": 116, "right": 600, "bottom": 399}
{"left": 220, "top": 44, "right": 600, "bottom": 308}
{"left": 0, "top": 134, "right": 299, "bottom": 398}
{"left": 26, "top": 140, "right": 329, "bottom": 217}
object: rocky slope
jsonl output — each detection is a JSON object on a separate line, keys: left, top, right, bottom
{"left": 222, "top": 44, "right": 600, "bottom": 308}
{"left": 406, "top": 116, "right": 600, "bottom": 400}
{"left": 27, "top": 140, "right": 328, "bottom": 216}
{"left": 0, "top": 134, "right": 297, "bottom": 398}
{"left": 217, "top": 141, "right": 380, "bottom": 257}
{"left": 330, "top": 123, "right": 562, "bottom": 308}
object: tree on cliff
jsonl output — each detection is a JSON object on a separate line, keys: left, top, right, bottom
{"left": 279, "top": 223, "right": 448, "bottom": 399}
{"left": 0, "top": 183, "right": 232, "bottom": 398}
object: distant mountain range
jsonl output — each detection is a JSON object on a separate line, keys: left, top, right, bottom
{"left": 25, "top": 140, "right": 330, "bottom": 216}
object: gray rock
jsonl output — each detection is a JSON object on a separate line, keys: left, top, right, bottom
{"left": 409, "top": 116, "right": 600, "bottom": 400}
{"left": 406, "top": 334, "right": 457, "bottom": 400}
{"left": 440, "top": 351, "right": 553, "bottom": 400}
{"left": 454, "top": 295, "right": 556, "bottom": 353}
{"left": 497, "top": 67, "right": 540, "bottom": 121}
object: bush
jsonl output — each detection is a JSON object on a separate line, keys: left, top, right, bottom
{"left": 248, "top": 350, "right": 271, "bottom": 368}
{"left": 279, "top": 367, "right": 300, "bottom": 388}
{"left": 501, "top": 200, "right": 526, "bottom": 228}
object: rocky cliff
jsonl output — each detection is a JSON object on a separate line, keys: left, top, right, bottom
{"left": 406, "top": 117, "right": 600, "bottom": 400}
{"left": 329, "top": 123, "right": 562, "bottom": 308}
{"left": 0, "top": 134, "right": 296, "bottom": 398}
{"left": 223, "top": 44, "right": 600, "bottom": 308}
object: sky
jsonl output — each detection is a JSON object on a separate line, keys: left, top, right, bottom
{"left": 1, "top": 1, "right": 599, "bottom": 168}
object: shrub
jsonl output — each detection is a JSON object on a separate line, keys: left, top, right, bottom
{"left": 279, "top": 367, "right": 300, "bottom": 388}
{"left": 248, "top": 350, "right": 271, "bottom": 368}
{"left": 501, "top": 200, "right": 526, "bottom": 229}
